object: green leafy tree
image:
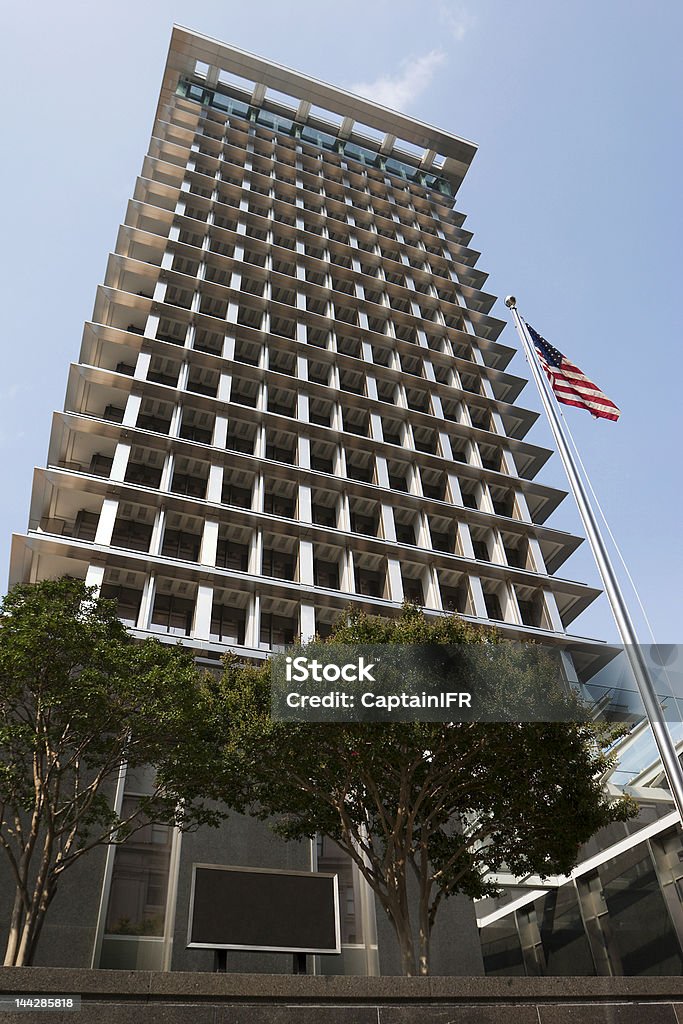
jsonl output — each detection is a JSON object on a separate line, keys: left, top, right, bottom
{"left": 0, "top": 577, "right": 224, "bottom": 967}
{"left": 217, "top": 606, "right": 636, "bottom": 976}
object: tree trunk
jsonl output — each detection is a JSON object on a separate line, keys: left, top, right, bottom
{"left": 3, "top": 887, "right": 25, "bottom": 966}
{"left": 22, "top": 882, "right": 56, "bottom": 966}
{"left": 381, "top": 874, "right": 417, "bottom": 975}
{"left": 417, "top": 852, "right": 432, "bottom": 976}
{"left": 15, "top": 906, "right": 36, "bottom": 967}
{"left": 417, "top": 897, "right": 431, "bottom": 976}
{"left": 390, "top": 907, "right": 417, "bottom": 976}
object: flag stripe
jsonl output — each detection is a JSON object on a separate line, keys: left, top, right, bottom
{"left": 527, "top": 322, "right": 620, "bottom": 422}
{"left": 545, "top": 374, "right": 619, "bottom": 412}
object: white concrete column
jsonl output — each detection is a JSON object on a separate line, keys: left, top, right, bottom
{"left": 369, "top": 413, "right": 383, "bottom": 442}
{"left": 199, "top": 521, "right": 219, "bottom": 567}
{"left": 249, "top": 528, "right": 263, "bottom": 575}
{"left": 430, "top": 392, "right": 444, "bottom": 418}
{"left": 160, "top": 454, "right": 175, "bottom": 492}
{"left": 446, "top": 473, "right": 463, "bottom": 504}
{"left": 255, "top": 425, "right": 267, "bottom": 459}
{"left": 298, "top": 484, "right": 312, "bottom": 524}
{"left": 298, "top": 539, "right": 314, "bottom": 585}
{"left": 341, "top": 549, "right": 355, "bottom": 592}
{"left": 422, "top": 360, "right": 436, "bottom": 383}
{"left": 417, "top": 513, "right": 431, "bottom": 549}
{"left": 386, "top": 559, "right": 404, "bottom": 603}
{"left": 500, "top": 449, "right": 517, "bottom": 475}
{"left": 375, "top": 457, "right": 390, "bottom": 489}
{"left": 298, "top": 435, "right": 310, "bottom": 469}
{"left": 134, "top": 350, "right": 152, "bottom": 380}
{"left": 84, "top": 563, "right": 105, "bottom": 596}
{"left": 513, "top": 490, "right": 533, "bottom": 524}
{"left": 193, "top": 585, "right": 213, "bottom": 642}
{"left": 500, "top": 582, "right": 522, "bottom": 624}
{"left": 169, "top": 404, "right": 182, "bottom": 438}
{"left": 222, "top": 335, "right": 236, "bottom": 361}
{"left": 526, "top": 537, "right": 546, "bottom": 573}
{"left": 461, "top": 430, "right": 478, "bottom": 463}
{"left": 331, "top": 401, "right": 344, "bottom": 433}
{"left": 365, "top": 376, "right": 378, "bottom": 401}
{"left": 400, "top": 420, "right": 415, "bottom": 453}
{"left": 246, "top": 593, "right": 261, "bottom": 648}
{"left": 207, "top": 464, "right": 223, "bottom": 503}
{"left": 144, "top": 314, "right": 160, "bottom": 340}
{"left": 438, "top": 432, "right": 453, "bottom": 459}
{"left": 426, "top": 566, "right": 442, "bottom": 610}
{"left": 468, "top": 576, "right": 488, "bottom": 619}
{"left": 338, "top": 493, "right": 351, "bottom": 533}
{"left": 122, "top": 393, "right": 142, "bottom": 428}
{"left": 477, "top": 482, "right": 494, "bottom": 514}
{"left": 407, "top": 464, "right": 422, "bottom": 496}
{"left": 295, "top": 318, "right": 307, "bottom": 342}
{"left": 252, "top": 473, "right": 265, "bottom": 513}
{"left": 110, "top": 443, "right": 131, "bottom": 482}
{"left": 334, "top": 444, "right": 347, "bottom": 478}
{"left": 380, "top": 503, "right": 396, "bottom": 542}
{"left": 300, "top": 603, "right": 316, "bottom": 642}
{"left": 212, "top": 415, "right": 228, "bottom": 449}
{"left": 543, "top": 591, "right": 565, "bottom": 632}
{"left": 217, "top": 373, "right": 232, "bottom": 403}
{"left": 490, "top": 410, "right": 506, "bottom": 436}
{"left": 149, "top": 508, "right": 165, "bottom": 556}
{"left": 94, "top": 499, "right": 119, "bottom": 547}
{"left": 136, "top": 575, "right": 156, "bottom": 629}
{"left": 458, "top": 522, "right": 476, "bottom": 560}
{"left": 489, "top": 529, "right": 508, "bottom": 566}
{"left": 177, "top": 363, "right": 190, "bottom": 391}
{"left": 560, "top": 650, "right": 580, "bottom": 684}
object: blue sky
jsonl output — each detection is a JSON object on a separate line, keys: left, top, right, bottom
{"left": 2, "top": 0, "right": 681, "bottom": 643}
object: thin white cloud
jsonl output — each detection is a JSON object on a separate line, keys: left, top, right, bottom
{"left": 438, "top": 2, "right": 476, "bottom": 42}
{"left": 348, "top": 50, "right": 446, "bottom": 113}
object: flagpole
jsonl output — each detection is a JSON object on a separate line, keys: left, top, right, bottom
{"left": 505, "top": 295, "right": 683, "bottom": 822}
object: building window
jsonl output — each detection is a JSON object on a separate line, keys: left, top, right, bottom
{"left": 103, "top": 795, "right": 173, "bottom": 940}
{"left": 150, "top": 594, "right": 194, "bottom": 636}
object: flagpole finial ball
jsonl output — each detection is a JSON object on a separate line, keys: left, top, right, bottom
{"left": 505, "top": 295, "right": 517, "bottom": 309}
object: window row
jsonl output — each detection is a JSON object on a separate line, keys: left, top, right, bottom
{"left": 159, "top": 241, "right": 466, "bottom": 313}
{"left": 100, "top": 561, "right": 556, "bottom": 644}
{"left": 93, "top": 396, "right": 512, "bottom": 482}
{"left": 95, "top": 327, "right": 489, "bottom": 410}
{"left": 54, "top": 483, "right": 535, "bottom": 568}
{"left": 130, "top": 194, "right": 480, "bottom": 317}
{"left": 182, "top": 165, "right": 456, "bottom": 243}
{"left": 104, "top": 357, "right": 492, "bottom": 428}
{"left": 175, "top": 194, "right": 460, "bottom": 267}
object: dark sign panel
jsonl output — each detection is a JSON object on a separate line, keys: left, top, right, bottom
{"left": 187, "top": 864, "right": 341, "bottom": 953}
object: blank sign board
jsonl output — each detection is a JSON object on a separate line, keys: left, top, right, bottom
{"left": 187, "top": 864, "right": 341, "bottom": 953}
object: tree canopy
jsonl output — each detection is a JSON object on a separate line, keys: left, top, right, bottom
{"left": 0, "top": 577, "right": 224, "bottom": 966}
{"left": 216, "top": 605, "right": 636, "bottom": 975}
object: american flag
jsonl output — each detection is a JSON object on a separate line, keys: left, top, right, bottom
{"left": 525, "top": 323, "right": 620, "bottom": 422}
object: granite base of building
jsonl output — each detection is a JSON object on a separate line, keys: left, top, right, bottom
{"left": 3, "top": 969, "right": 683, "bottom": 1023}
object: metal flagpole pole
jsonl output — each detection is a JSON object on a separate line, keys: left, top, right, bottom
{"left": 505, "top": 295, "right": 683, "bottom": 822}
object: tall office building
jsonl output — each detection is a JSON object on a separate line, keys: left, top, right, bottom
{"left": 7, "top": 27, "right": 683, "bottom": 975}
